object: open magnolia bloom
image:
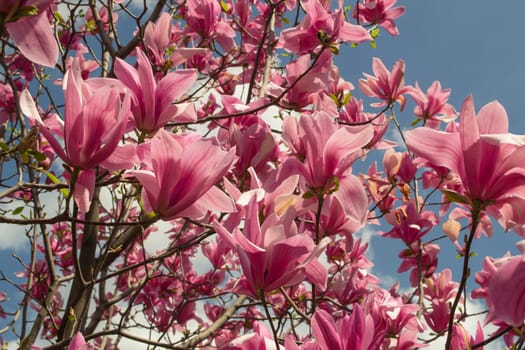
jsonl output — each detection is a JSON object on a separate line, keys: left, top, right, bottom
{"left": 406, "top": 96, "right": 525, "bottom": 233}
{"left": 126, "top": 129, "right": 236, "bottom": 220}
{"left": 21, "top": 59, "right": 131, "bottom": 212}
{"left": 214, "top": 196, "right": 330, "bottom": 298}
{"left": 114, "top": 48, "right": 197, "bottom": 133}
{"left": 472, "top": 250, "right": 525, "bottom": 327}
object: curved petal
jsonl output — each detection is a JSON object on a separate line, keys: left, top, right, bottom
{"left": 311, "top": 310, "right": 343, "bottom": 350}
{"left": 7, "top": 13, "right": 58, "bottom": 67}
{"left": 406, "top": 127, "right": 462, "bottom": 176}
{"left": 476, "top": 100, "right": 508, "bottom": 135}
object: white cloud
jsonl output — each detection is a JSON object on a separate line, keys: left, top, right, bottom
{"left": 0, "top": 191, "right": 61, "bottom": 252}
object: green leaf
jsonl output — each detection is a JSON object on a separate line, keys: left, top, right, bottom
{"left": 370, "top": 41, "right": 377, "bottom": 49}
{"left": 281, "top": 16, "right": 290, "bottom": 25}
{"left": 342, "top": 92, "right": 351, "bottom": 106}
{"left": 12, "top": 206, "right": 24, "bottom": 215}
{"left": 0, "top": 142, "right": 9, "bottom": 152}
{"left": 443, "top": 190, "right": 469, "bottom": 205}
{"left": 41, "top": 169, "right": 70, "bottom": 197}
{"left": 27, "top": 150, "right": 46, "bottom": 162}
{"left": 7, "top": 6, "right": 38, "bottom": 22}
{"left": 53, "top": 11, "right": 65, "bottom": 25}
{"left": 85, "top": 19, "right": 95, "bottom": 32}
{"left": 302, "top": 191, "right": 315, "bottom": 199}
{"left": 411, "top": 118, "right": 422, "bottom": 126}
{"left": 220, "top": 0, "right": 230, "bottom": 12}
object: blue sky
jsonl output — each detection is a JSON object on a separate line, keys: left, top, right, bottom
{"left": 340, "top": 0, "right": 525, "bottom": 272}
{"left": 341, "top": 1, "right": 525, "bottom": 132}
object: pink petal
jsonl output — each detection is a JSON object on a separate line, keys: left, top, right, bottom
{"left": 74, "top": 169, "right": 96, "bottom": 213}
{"left": 100, "top": 144, "right": 139, "bottom": 171}
{"left": 405, "top": 127, "right": 463, "bottom": 176}
{"left": 476, "top": 100, "right": 508, "bottom": 135}
{"left": 323, "top": 125, "right": 372, "bottom": 176}
{"left": 19, "top": 90, "right": 68, "bottom": 162}
{"left": 312, "top": 310, "right": 343, "bottom": 350}
{"left": 340, "top": 22, "right": 372, "bottom": 43}
{"left": 68, "top": 332, "right": 90, "bottom": 350}
{"left": 7, "top": 13, "right": 58, "bottom": 67}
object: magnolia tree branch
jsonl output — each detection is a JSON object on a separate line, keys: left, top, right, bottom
{"left": 179, "top": 295, "right": 247, "bottom": 348}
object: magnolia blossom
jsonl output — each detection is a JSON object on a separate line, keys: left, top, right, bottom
{"left": 214, "top": 196, "right": 329, "bottom": 298}
{"left": 279, "top": 0, "right": 370, "bottom": 54}
{"left": 127, "top": 129, "right": 236, "bottom": 220}
{"left": 114, "top": 49, "right": 197, "bottom": 133}
{"left": 359, "top": 57, "right": 409, "bottom": 110}
{"left": 143, "top": 11, "right": 172, "bottom": 64}
{"left": 353, "top": 0, "right": 406, "bottom": 36}
{"left": 281, "top": 112, "right": 372, "bottom": 190}
{"left": 473, "top": 253, "right": 525, "bottom": 327}
{"left": 406, "top": 81, "right": 457, "bottom": 128}
{"left": 21, "top": 60, "right": 130, "bottom": 212}
{"left": 406, "top": 96, "right": 525, "bottom": 232}
{"left": 311, "top": 306, "right": 377, "bottom": 350}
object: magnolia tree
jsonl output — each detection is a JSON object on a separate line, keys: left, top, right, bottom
{"left": 0, "top": 0, "right": 524, "bottom": 349}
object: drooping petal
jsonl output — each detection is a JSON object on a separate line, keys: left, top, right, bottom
{"left": 405, "top": 128, "right": 463, "bottom": 176}
{"left": 19, "top": 90, "right": 68, "bottom": 163}
{"left": 481, "top": 133, "right": 525, "bottom": 146}
{"left": 74, "top": 169, "right": 96, "bottom": 213}
{"left": 323, "top": 125, "right": 372, "bottom": 177}
{"left": 7, "top": 13, "right": 58, "bottom": 67}
{"left": 339, "top": 21, "right": 372, "bottom": 43}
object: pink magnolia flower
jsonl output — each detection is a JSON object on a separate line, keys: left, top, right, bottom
{"left": 279, "top": 0, "right": 370, "bottom": 54}
{"left": 338, "top": 96, "right": 392, "bottom": 149}
{"left": 450, "top": 323, "right": 484, "bottom": 350}
{"left": 114, "top": 49, "right": 197, "bottom": 133}
{"left": 21, "top": 60, "right": 130, "bottom": 212}
{"left": 311, "top": 306, "right": 377, "bottom": 350}
{"left": 406, "top": 81, "right": 457, "bottom": 128}
{"left": 220, "top": 321, "right": 279, "bottom": 350}
{"left": 215, "top": 112, "right": 278, "bottom": 177}
{"left": 269, "top": 52, "right": 335, "bottom": 110}
{"left": 359, "top": 57, "right": 409, "bottom": 110}
{"left": 1, "top": 0, "right": 58, "bottom": 67}
{"left": 185, "top": 0, "right": 236, "bottom": 51}
{"left": 127, "top": 129, "right": 236, "bottom": 220}
{"left": 144, "top": 12, "right": 172, "bottom": 64}
{"left": 398, "top": 243, "right": 440, "bottom": 287}
{"left": 423, "top": 269, "right": 459, "bottom": 333}
{"left": 406, "top": 96, "right": 525, "bottom": 232}
{"left": 353, "top": 0, "right": 406, "bottom": 36}
{"left": 472, "top": 253, "right": 525, "bottom": 326}
{"left": 320, "top": 175, "right": 369, "bottom": 236}
{"left": 214, "top": 197, "right": 329, "bottom": 298}
{"left": 0, "top": 292, "right": 6, "bottom": 319}
{"left": 281, "top": 112, "right": 372, "bottom": 190}
{"left": 381, "top": 201, "right": 438, "bottom": 244}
